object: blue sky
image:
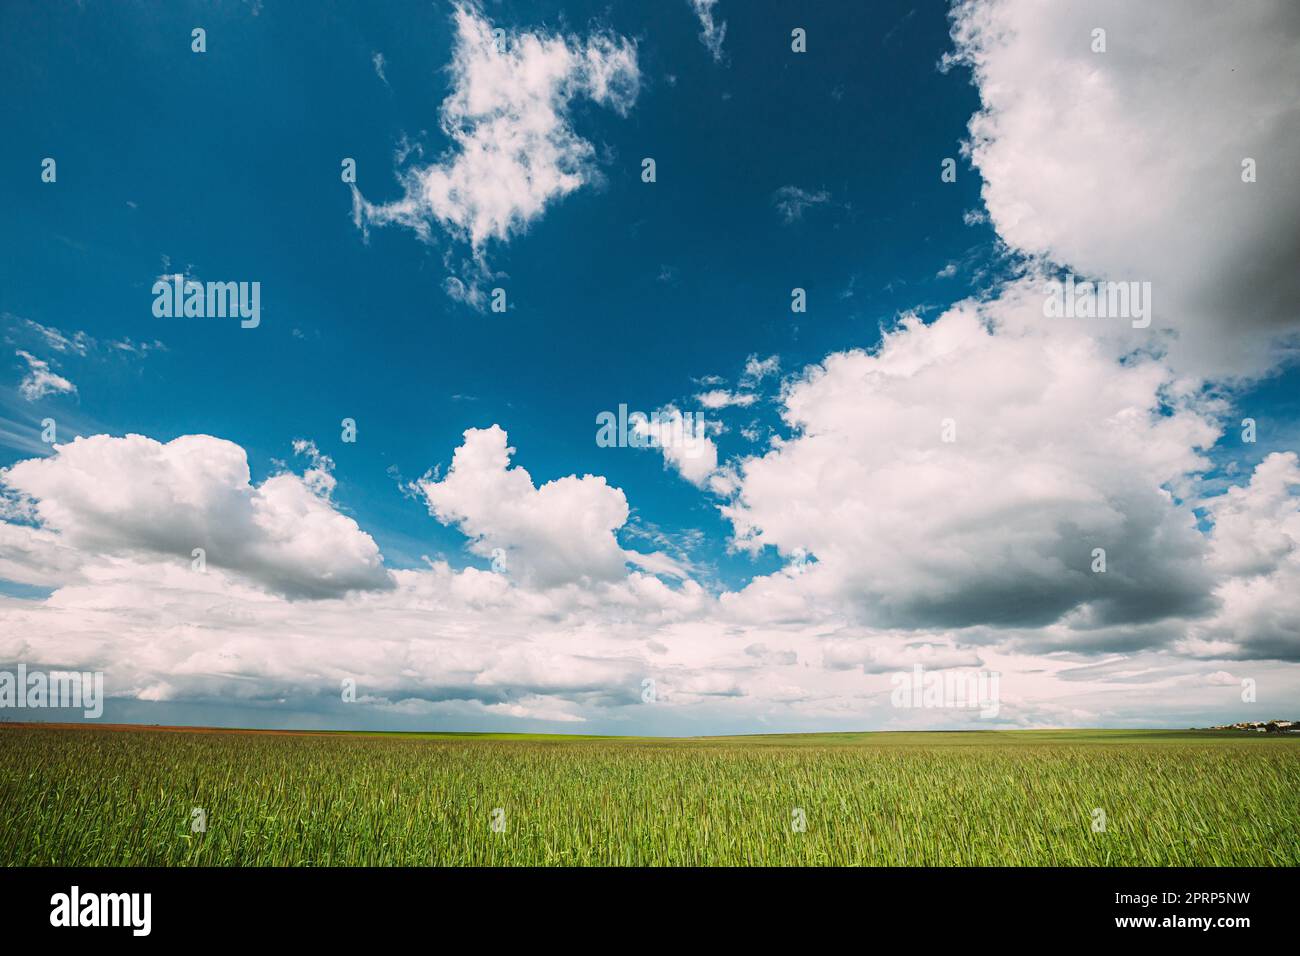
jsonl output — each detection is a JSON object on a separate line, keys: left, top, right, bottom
{"left": 2, "top": 0, "right": 994, "bottom": 587}
{"left": 2, "top": 0, "right": 1299, "bottom": 734}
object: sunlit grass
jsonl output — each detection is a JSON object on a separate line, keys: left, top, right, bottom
{"left": 2, "top": 725, "right": 1295, "bottom": 866}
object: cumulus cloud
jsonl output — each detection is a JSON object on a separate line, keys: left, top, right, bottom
{"left": 0, "top": 428, "right": 737, "bottom": 727}
{"left": 352, "top": 2, "right": 639, "bottom": 301}
{"left": 1204, "top": 452, "right": 1300, "bottom": 578}
{"left": 15, "top": 351, "right": 76, "bottom": 401}
{"left": 0, "top": 520, "right": 83, "bottom": 587}
{"left": 721, "top": 281, "right": 1219, "bottom": 633}
{"left": 415, "top": 425, "right": 682, "bottom": 587}
{"left": 1182, "top": 452, "right": 1300, "bottom": 660}
{"left": 1, "top": 420, "right": 1298, "bottom": 730}
{"left": 631, "top": 407, "right": 719, "bottom": 488}
{"left": 0, "top": 434, "right": 392, "bottom": 598}
{"left": 946, "top": 0, "right": 1300, "bottom": 378}
{"left": 676, "top": 0, "right": 1295, "bottom": 668}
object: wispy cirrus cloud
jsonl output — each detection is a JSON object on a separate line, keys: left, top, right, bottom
{"left": 772, "top": 185, "right": 831, "bottom": 224}
{"left": 12, "top": 318, "right": 92, "bottom": 356}
{"left": 695, "top": 389, "right": 756, "bottom": 410}
{"left": 687, "top": 0, "right": 726, "bottom": 62}
{"left": 14, "top": 351, "right": 76, "bottom": 401}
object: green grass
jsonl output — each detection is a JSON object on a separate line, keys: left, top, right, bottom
{"left": 2, "top": 725, "right": 1296, "bottom": 866}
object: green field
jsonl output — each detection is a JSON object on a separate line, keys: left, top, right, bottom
{"left": 2, "top": 725, "right": 1297, "bottom": 866}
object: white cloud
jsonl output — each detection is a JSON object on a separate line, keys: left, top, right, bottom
{"left": 690, "top": 355, "right": 779, "bottom": 412}
{"left": 1203, "top": 451, "right": 1300, "bottom": 579}
{"left": 15, "top": 351, "right": 76, "bottom": 401}
{"left": 0, "top": 427, "right": 726, "bottom": 726}
{"left": 0, "top": 434, "right": 391, "bottom": 598}
{"left": 2, "top": 420, "right": 1298, "bottom": 730}
{"left": 15, "top": 319, "right": 92, "bottom": 356}
{"left": 946, "top": 0, "right": 1300, "bottom": 378}
{"left": 687, "top": 0, "right": 727, "bottom": 62}
{"left": 740, "top": 354, "right": 779, "bottom": 386}
{"left": 631, "top": 407, "right": 719, "bottom": 488}
{"left": 720, "top": 280, "right": 1220, "bottom": 633}
{"left": 695, "top": 389, "right": 756, "bottom": 410}
{"left": 772, "top": 186, "right": 831, "bottom": 224}
{"left": 0, "top": 520, "right": 83, "bottom": 587}
{"left": 5, "top": 316, "right": 164, "bottom": 375}
{"left": 108, "top": 338, "right": 166, "bottom": 356}
{"left": 352, "top": 3, "right": 639, "bottom": 300}
{"left": 415, "top": 425, "right": 682, "bottom": 587}
{"left": 822, "top": 639, "right": 982, "bottom": 674}
{"left": 1181, "top": 452, "right": 1300, "bottom": 661}
{"left": 485, "top": 695, "right": 586, "bottom": 722}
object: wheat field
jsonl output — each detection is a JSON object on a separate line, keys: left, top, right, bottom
{"left": 2, "top": 725, "right": 1296, "bottom": 866}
